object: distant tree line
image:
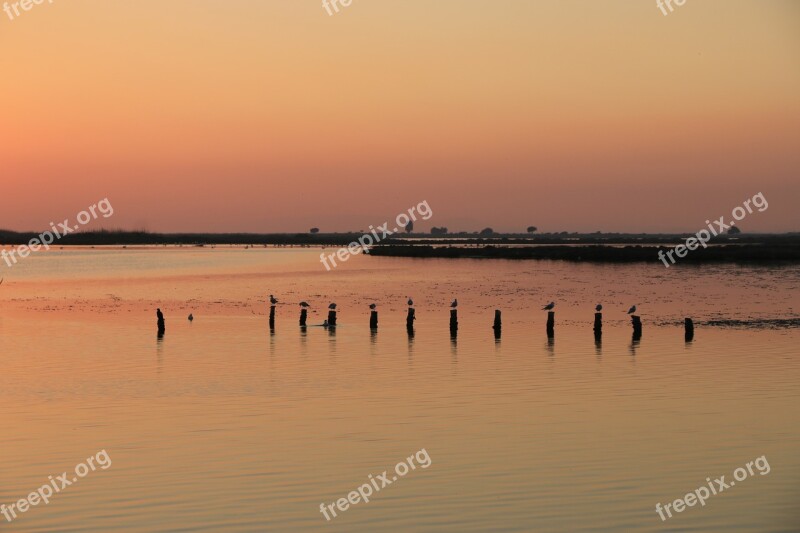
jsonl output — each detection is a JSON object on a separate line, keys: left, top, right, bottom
{"left": 305, "top": 225, "right": 540, "bottom": 235}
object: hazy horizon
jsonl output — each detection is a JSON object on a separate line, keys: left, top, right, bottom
{"left": 2, "top": 1, "right": 798, "bottom": 233}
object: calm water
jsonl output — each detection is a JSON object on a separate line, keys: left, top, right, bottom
{"left": 1, "top": 248, "right": 798, "bottom": 531}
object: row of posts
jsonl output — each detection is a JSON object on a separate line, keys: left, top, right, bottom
{"left": 286, "top": 307, "right": 695, "bottom": 341}
{"left": 161, "top": 306, "right": 695, "bottom": 342}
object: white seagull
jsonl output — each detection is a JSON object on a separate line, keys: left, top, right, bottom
{"left": 542, "top": 302, "right": 555, "bottom": 311}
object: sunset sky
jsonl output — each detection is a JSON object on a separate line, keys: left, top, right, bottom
{"left": 1, "top": 0, "right": 798, "bottom": 233}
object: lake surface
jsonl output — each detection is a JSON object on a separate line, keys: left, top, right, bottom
{"left": 1, "top": 248, "right": 798, "bottom": 531}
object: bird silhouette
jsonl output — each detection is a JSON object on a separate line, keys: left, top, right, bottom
{"left": 328, "top": 303, "right": 337, "bottom": 310}
{"left": 269, "top": 295, "right": 279, "bottom": 305}
{"left": 407, "top": 297, "right": 414, "bottom": 306}
{"left": 369, "top": 303, "right": 377, "bottom": 310}
{"left": 188, "top": 313, "right": 194, "bottom": 322}
{"left": 627, "top": 305, "right": 637, "bottom": 314}
{"left": 299, "top": 301, "right": 310, "bottom": 308}
{"left": 595, "top": 304, "right": 602, "bottom": 312}
{"left": 542, "top": 302, "right": 555, "bottom": 311}
{"left": 450, "top": 299, "right": 458, "bottom": 308}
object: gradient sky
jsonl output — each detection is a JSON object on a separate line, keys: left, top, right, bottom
{"left": 1, "top": 0, "right": 798, "bottom": 233}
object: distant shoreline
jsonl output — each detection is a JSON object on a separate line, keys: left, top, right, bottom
{"left": 1, "top": 230, "right": 799, "bottom": 263}
{"left": 367, "top": 243, "right": 800, "bottom": 263}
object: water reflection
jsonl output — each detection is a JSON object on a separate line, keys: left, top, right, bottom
{"left": 545, "top": 336, "right": 555, "bottom": 357}
{"left": 370, "top": 329, "right": 379, "bottom": 358}
{"left": 630, "top": 334, "right": 641, "bottom": 357}
{"left": 156, "top": 332, "right": 164, "bottom": 373}
{"left": 3, "top": 250, "right": 798, "bottom": 532}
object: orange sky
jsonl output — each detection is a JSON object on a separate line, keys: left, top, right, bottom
{"left": 1, "top": 1, "right": 798, "bottom": 233}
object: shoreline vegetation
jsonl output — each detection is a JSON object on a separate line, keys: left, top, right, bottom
{"left": 367, "top": 242, "right": 800, "bottom": 263}
{"left": 1, "top": 230, "right": 799, "bottom": 263}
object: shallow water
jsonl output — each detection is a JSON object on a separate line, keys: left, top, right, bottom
{"left": 1, "top": 248, "right": 798, "bottom": 531}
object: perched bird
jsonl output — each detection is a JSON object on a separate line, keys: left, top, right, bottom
{"left": 542, "top": 302, "right": 555, "bottom": 311}
{"left": 595, "top": 304, "right": 603, "bottom": 312}
{"left": 328, "top": 303, "right": 337, "bottom": 310}
{"left": 627, "top": 305, "right": 637, "bottom": 315}
{"left": 188, "top": 313, "right": 194, "bottom": 322}
{"left": 269, "top": 295, "right": 279, "bottom": 305}
{"left": 450, "top": 299, "right": 458, "bottom": 308}
{"left": 299, "top": 301, "right": 310, "bottom": 308}
{"left": 407, "top": 297, "right": 414, "bottom": 306}
{"left": 369, "top": 303, "right": 377, "bottom": 310}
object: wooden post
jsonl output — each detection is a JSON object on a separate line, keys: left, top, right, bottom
{"left": 685, "top": 317, "right": 694, "bottom": 341}
{"left": 370, "top": 310, "right": 378, "bottom": 330}
{"left": 156, "top": 309, "right": 165, "bottom": 334}
{"left": 299, "top": 308, "right": 307, "bottom": 327}
{"left": 631, "top": 315, "right": 642, "bottom": 337}
{"left": 593, "top": 312, "right": 602, "bottom": 339}
{"left": 269, "top": 305, "right": 276, "bottom": 328}
{"left": 406, "top": 308, "right": 415, "bottom": 329}
{"left": 492, "top": 310, "right": 501, "bottom": 338}
{"left": 546, "top": 311, "right": 555, "bottom": 337}
{"left": 327, "top": 310, "right": 337, "bottom": 326}
{"left": 450, "top": 309, "right": 458, "bottom": 333}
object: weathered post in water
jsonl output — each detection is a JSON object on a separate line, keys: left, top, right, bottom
{"left": 156, "top": 308, "right": 165, "bottom": 334}
{"left": 450, "top": 309, "right": 458, "bottom": 334}
{"left": 269, "top": 305, "right": 276, "bottom": 329}
{"left": 406, "top": 308, "right": 416, "bottom": 329}
{"left": 493, "top": 310, "right": 501, "bottom": 339}
{"left": 546, "top": 311, "right": 555, "bottom": 338}
{"left": 370, "top": 310, "right": 378, "bottom": 330}
{"left": 299, "top": 308, "right": 307, "bottom": 327}
{"left": 684, "top": 317, "right": 694, "bottom": 341}
{"left": 327, "top": 309, "right": 337, "bottom": 326}
{"left": 593, "top": 312, "right": 602, "bottom": 339}
{"left": 631, "top": 315, "right": 642, "bottom": 337}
